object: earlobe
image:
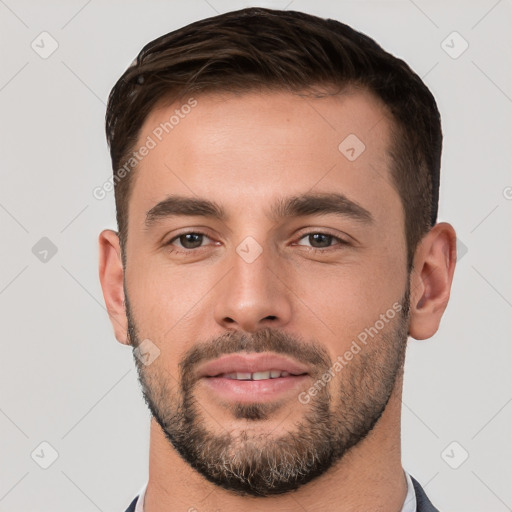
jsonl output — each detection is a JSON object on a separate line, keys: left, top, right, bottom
{"left": 98, "top": 229, "right": 129, "bottom": 345}
{"left": 408, "top": 222, "right": 457, "bottom": 340}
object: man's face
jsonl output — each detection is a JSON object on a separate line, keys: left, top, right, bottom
{"left": 123, "top": 89, "right": 410, "bottom": 496}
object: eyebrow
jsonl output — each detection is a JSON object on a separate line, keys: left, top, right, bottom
{"left": 144, "top": 192, "right": 374, "bottom": 228}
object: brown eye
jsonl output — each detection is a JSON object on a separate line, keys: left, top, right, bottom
{"left": 307, "top": 233, "right": 334, "bottom": 248}
{"left": 170, "top": 232, "right": 207, "bottom": 249}
{"left": 297, "top": 232, "right": 344, "bottom": 249}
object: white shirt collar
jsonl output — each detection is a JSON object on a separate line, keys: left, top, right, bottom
{"left": 134, "top": 470, "right": 416, "bottom": 511}
{"left": 134, "top": 480, "right": 147, "bottom": 512}
{"left": 401, "top": 470, "right": 418, "bottom": 512}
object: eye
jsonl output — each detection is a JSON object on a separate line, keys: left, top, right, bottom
{"left": 167, "top": 231, "right": 212, "bottom": 250}
{"left": 295, "top": 232, "right": 348, "bottom": 250}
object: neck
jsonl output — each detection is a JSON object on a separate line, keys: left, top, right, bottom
{"left": 144, "top": 375, "right": 406, "bottom": 512}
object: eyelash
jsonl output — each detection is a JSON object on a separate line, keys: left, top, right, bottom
{"left": 165, "top": 230, "right": 349, "bottom": 255}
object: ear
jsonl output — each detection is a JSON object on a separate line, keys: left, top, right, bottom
{"left": 408, "top": 222, "right": 457, "bottom": 340}
{"left": 98, "top": 229, "right": 129, "bottom": 345}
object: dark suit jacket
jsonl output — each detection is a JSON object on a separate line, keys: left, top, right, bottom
{"left": 123, "top": 475, "right": 439, "bottom": 511}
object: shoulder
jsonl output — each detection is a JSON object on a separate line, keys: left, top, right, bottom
{"left": 123, "top": 495, "right": 139, "bottom": 512}
{"left": 410, "top": 476, "right": 440, "bottom": 512}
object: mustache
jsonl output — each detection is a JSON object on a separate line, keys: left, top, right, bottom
{"left": 179, "top": 327, "right": 331, "bottom": 381}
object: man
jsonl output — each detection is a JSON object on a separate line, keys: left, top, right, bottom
{"left": 99, "top": 7, "right": 456, "bottom": 512}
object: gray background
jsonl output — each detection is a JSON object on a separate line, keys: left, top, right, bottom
{"left": 1, "top": 0, "right": 511, "bottom": 510}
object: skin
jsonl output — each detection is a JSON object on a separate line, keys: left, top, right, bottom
{"left": 99, "top": 89, "right": 457, "bottom": 511}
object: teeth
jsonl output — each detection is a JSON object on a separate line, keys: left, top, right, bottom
{"left": 252, "top": 371, "right": 271, "bottom": 380}
{"left": 221, "top": 370, "right": 299, "bottom": 380}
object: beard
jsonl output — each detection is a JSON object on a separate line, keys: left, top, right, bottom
{"left": 126, "top": 285, "right": 410, "bottom": 497}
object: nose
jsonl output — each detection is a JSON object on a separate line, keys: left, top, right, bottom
{"left": 213, "top": 244, "right": 292, "bottom": 333}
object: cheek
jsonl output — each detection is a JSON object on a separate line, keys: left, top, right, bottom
{"left": 126, "top": 260, "right": 218, "bottom": 336}
{"left": 292, "top": 257, "right": 405, "bottom": 347}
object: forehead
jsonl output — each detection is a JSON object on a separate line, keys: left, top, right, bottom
{"left": 129, "top": 88, "right": 401, "bottom": 232}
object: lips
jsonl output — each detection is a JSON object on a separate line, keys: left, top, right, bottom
{"left": 197, "top": 353, "right": 311, "bottom": 403}
{"left": 198, "top": 353, "right": 309, "bottom": 380}
{"left": 217, "top": 370, "right": 298, "bottom": 380}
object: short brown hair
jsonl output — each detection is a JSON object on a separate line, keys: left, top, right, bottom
{"left": 105, "top": 7, "right": 442, "bottom": 271}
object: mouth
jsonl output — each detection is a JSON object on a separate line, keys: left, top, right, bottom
{"left": 197, "top": 353, "right": 311, "bottom": 402}
{"left": 198, "top": 352, "right": 310, "bottom": 379}
{"left": 209, "top": 370, "right": 307, "bottom": 380}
